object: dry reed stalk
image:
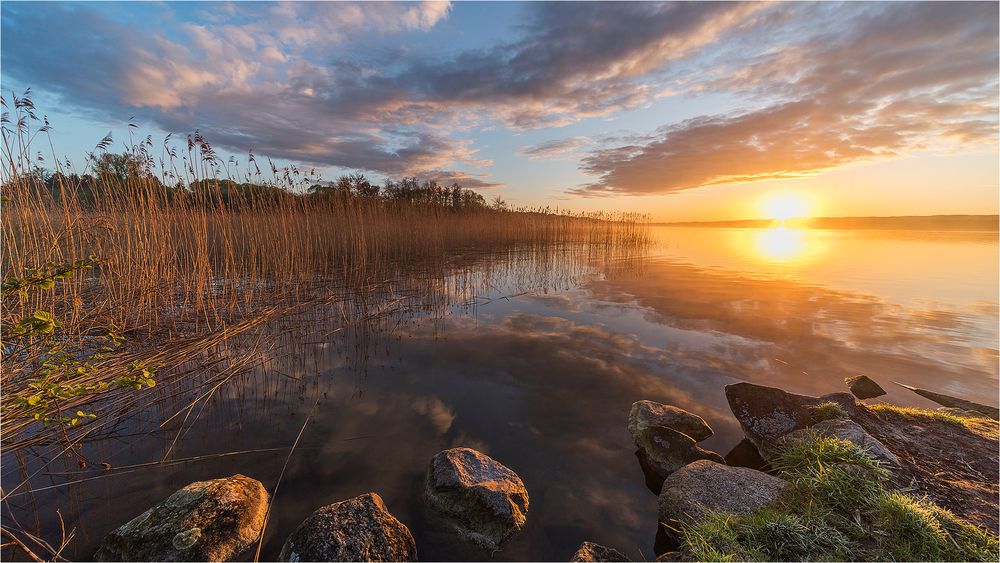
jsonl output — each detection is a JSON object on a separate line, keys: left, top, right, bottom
{"left": 1, "top": 92, "right": 650, "bottom": 467}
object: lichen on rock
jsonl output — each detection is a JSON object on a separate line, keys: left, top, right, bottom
{"left": 94, "top": 474, "right": 268, "bottom": 562}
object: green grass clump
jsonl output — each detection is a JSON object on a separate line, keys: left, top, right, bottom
{"left": 677, "top": 433, "right": 998, "bottom": 562}
{"left": 773, "top": 431, "right": 887, "bottom": 513}
{"left": 684, "top": 508, "right": 852, "bottom": 562}
{"left": 808, "top": 401, "right": 849, "bottom": 423}
{"left": 872, "top": 492, "right": 999, "bottom": 562}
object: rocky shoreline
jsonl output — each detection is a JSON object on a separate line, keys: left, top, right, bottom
{"left": 93, "top": 376, "right": 998, "bottom": 562}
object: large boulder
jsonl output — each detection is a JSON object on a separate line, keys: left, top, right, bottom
{"left": 658, "top": 460, "right": 788, "bottom": 534}
{"left": 95, "top": 474, "right": 268, "bottom": 562}
{"left": 425, "top": 448, "right": 529, "bottom": 550}
{"left": 570, "top": 541, "right": 629, "bottom": 562}
{"left": 628, "top": 401, "right": 713, "bottom": 443}
{"left": 635, "top": 426, "right": 724, "bottom": 481}
{"left": 845, "top": 375, "right": 886, "bottom": 400}
{"left": 779, "top": 418, "right": 899, "bottom": 466}
{"left": 725, "top": 382, "right": 856, "bottom": 451}
{"left": 278, "top": 492, "right": 416, "bottom": 562}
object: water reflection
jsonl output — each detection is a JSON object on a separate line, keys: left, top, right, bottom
{"left": 752, "top": 227, "right": 809, "bottom": 262}
{"left": 2, "top": 227, "right": 997, "bottom": 561}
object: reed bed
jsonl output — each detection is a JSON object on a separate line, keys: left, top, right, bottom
{"left": 1, "top": 94, "right": 650, "bottom": 561}
{"left": 2, "top": 178, "right": 647, "bottom": 336}
{"left": 1, "top": 94, "right": 650, "bottom": 453}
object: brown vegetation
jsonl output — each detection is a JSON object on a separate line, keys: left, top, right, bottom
{"left": 1, "top": 92, "right": 649, "bottom": 452}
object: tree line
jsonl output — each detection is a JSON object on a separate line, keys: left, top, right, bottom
{"left": 23, "top": 152, "right": 500, "bottom": 212}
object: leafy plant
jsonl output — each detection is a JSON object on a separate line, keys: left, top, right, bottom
{"left": 2, "top": 257, "right": 157, "bottom": 429}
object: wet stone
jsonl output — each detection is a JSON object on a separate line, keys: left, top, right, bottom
{"left": 94, "top": 474, "right": 268, "bottom": 562}
{"left": 279, "top": 492, "right": 416, "bottom": 562}
{"left": 424, "top": 447, "right": 529, "bottom": 550}
{"left": 657, "top": 460, "right": 789, "bottom": 540}
{"left": 570, "top": 541, "right": 630, "bottom": 562}
{"left": 628, "top": 401, "right": 713, "bottom": 443}
{"left": 845, "top": 375, "right": 886, "bottom": 400}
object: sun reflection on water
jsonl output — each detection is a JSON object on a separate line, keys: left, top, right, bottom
{"left": 753, "top": 227, "right": 808, "bottom": 262}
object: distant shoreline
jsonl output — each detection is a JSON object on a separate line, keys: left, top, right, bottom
{"left": 654, "top": 214, "right": 1000, "bottom": 231}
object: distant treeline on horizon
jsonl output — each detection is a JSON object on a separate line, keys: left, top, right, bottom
{"left": 658, "top": 215, "right": 1000, "bottom": 232}
{"left": 20, "top": 152, "right": 505, "bottom": 212}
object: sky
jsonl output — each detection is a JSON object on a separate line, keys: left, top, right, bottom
{"left": 1, "top": 1, "right": 997, "bottom": 221}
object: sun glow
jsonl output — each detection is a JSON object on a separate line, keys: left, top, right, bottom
{"left": 754, "top": 227, "right": 807, "bottom": 261}
{"left": 761, "top": 192, "right": 811, "bottom": 221}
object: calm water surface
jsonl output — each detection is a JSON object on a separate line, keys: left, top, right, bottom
{"left": 4, "top": 227, "right": 998, "bottom": 561}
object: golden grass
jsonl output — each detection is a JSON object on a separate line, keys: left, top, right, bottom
{"left": 0, "top": 94, "right": 650, "bottom": 451}
{"left": 867, "top": 403, "right": 999, "bottom": 438}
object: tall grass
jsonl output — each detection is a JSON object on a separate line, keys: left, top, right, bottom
{"left": 0, "top": 92, "right": 650, "bottom": 450}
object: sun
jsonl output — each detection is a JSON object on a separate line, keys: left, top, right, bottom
{"left": 761, "top": 192, "right": 810, "bottom": 221}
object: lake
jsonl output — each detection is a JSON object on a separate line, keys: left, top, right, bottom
{"left": 3, "top": 226, "right": 997, "bottom": 561}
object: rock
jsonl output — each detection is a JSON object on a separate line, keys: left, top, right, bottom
{"left": 845, "top": 375, "right": 886, "bottom": 400}
{"left": 724, "top": 382, "right": 856, "bottom": 451}
{"left": 635, "top": 449, "right": 666, "bottom": 494}
{"left": 424, "top": 447, "right": 529, "bottom": 550}
{"left": 894, "top": 382, "right": 999, "bottom": 420}
{"left": 278, "top": 492, "right": 415, "bottom": 562}
{"left": 94, "top": 474, "right": 268, "bottom": 562}
{"left": 657, "top": 460, "right": 788, "bottom": 534}
{"left": 780, "top": 418, "right": 900, "bottom": 466}
{"left": 723, "top": 439, "right": 768, "bottom": 471}
{"left": 628, "top": 401, "right": 713, "bottom": 443}
{"left": 570, "top": 541, "right": 629, "bottom": 562}
{"left": 635, "top": 426, "right": 724, "bottom": 481}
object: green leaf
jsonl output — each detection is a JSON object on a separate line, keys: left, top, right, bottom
{"left": 31, "top": 310, "right": 53, "bottom": 322}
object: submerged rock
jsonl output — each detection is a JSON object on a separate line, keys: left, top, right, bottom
{"left": 635, "top": 425, "right": 724, "bottom": 481}
{"left": 95, "top": 474, "right": 268, "bottom": 562}
{"left": 845, "top": 375, "right": 886, "bottom": 400}
{"left": 780, "top": 418, "right": 900, "bottom": 466}
{"left": 569, "top": 541, "right": 629, "bottom": 562}
{"left": 894, "top": 382, "right": 999, "bottom": 420}
{"left": 425, "top": 447, "right": 529, "bottom": 550}
{"left": 628, "top": 401, "right": 713, "bottom": 443}
{"left": 278, "top": 492, "right": 416, "bottom": 562}
{"left": 725, "top": 382, "right": 856, "bottom": 451}
{"left": 657, "top": 460, "right": 788, "bottom": 535}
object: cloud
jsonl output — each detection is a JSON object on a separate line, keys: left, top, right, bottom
{"left": 518, "top": 137, "right": 589, "bottom": 160}
{"left": 3, "top": 1, "right": 994, "bottom": 197}
{"left": 573, "top": 2, "right": 999, "bottom": 196}
{"left": 0, "top": 1, "right": 759, "bottom": 181}
{"left": 417, "top": 169, "right": 503, "bottom": 189}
